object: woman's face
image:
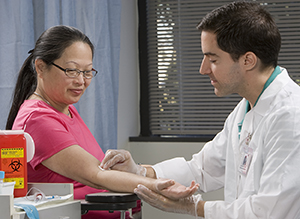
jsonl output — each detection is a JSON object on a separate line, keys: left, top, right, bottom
{"left": 37, "top": 41, "right": 93, "bottom": 110}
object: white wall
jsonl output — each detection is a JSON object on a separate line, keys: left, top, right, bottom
{"left": 118, "top": 0, "right": 140, "bottom": 150}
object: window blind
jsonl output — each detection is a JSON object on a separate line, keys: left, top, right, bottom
{"left": 144, "top": 0, "right": 300, "bottom": 136}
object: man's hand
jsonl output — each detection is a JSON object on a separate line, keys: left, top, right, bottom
{"left": 100, "top": 149, "right": 146, "bottom": 176}
{"left": 134, "top": 181, "right": 204, "bottom": 216}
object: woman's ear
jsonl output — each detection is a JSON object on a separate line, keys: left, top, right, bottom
{"left": 35, "top": 59, "right": 46, "bottom": 78}
{"left": 242, "top": 52, "right": 258, "bottom": 71}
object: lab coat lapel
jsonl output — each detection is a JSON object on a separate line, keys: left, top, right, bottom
{"left": 225, "top": 99, "right": 249, "bottom": 201}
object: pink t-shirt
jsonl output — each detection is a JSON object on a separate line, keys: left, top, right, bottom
{"left": 13, "top": 100, "right": 140, "bottom": 218}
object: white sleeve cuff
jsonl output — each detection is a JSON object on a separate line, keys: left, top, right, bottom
{"left": 152, "top": 157, "right": 196, "bottom": 187}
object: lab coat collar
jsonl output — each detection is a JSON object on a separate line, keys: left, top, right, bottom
{"left": 237, "top": 67, "right": 289, "bottom": 143}
{"left": 251, "top": 67, "right": 288, "bottom": 116}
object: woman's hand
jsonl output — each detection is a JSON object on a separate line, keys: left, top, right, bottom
{"left": 154, "top": 179, "right": 199, "bottom": 200}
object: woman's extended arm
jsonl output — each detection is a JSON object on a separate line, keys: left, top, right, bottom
{"left": 42, "top": 145, "right": 159, "bottom": 192}
{"left": 42, "top": 145, "right": 199, "bottom": 200}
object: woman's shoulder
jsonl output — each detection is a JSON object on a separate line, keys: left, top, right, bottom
{"left": 15, "top": 100, "right": 62, "bottom": 125}
{"left": 20, "top": 100, "right": 58, "bottom": 115}
{"left": 15, "top": 100, "right": 82, "bottom": 128}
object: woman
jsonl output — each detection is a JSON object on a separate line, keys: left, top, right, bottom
{"left": 6, "top": 25, "right": 198, "bottom": 219}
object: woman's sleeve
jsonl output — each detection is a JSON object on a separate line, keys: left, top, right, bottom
{"left": 24, "top": 112, "right": 78, "bottom": 169}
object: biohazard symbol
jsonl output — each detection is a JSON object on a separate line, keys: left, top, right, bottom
{"left": 8, "top": 159, "right": 23, "bottom": 173}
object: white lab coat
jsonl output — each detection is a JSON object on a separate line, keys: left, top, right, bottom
{"left": 153, "top": 67, "right": 300, "bottom": 219}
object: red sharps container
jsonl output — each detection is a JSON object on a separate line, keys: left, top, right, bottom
{"left": 0, "top": 130, "right": 33, "bottom": 197}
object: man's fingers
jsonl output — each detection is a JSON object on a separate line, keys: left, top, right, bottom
{"left": 134, "top": 184, "right": 154, "bottom": 199}
{"left": 100, "top": 150, "right": 114, "bottom": 167}
{"left": 134, "top": 184, "right": 166, "bottom": 209}
{"left": 134, "top": 184, "right": 185, "bottom": 214}
{"left": 100, "top": 150, "right": 125, "bottom": 169}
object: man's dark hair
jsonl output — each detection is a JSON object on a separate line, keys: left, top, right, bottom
{"left": 197, "top": 1, "right": 281, "bottom": 68}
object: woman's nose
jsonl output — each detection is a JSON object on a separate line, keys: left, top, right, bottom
{"left": 75, "top": 73, "right": 85, "bottom": 85}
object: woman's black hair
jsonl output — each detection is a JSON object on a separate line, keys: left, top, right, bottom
{"left": 6, "top": 25, "right": 94, "bottom": 129}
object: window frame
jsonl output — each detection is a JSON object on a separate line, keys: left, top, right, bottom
{"left": 134, "top": 0, "right": 300, "bottom": 142}
{"left": 136, "top": 0, "right": 215, "bottom": 142}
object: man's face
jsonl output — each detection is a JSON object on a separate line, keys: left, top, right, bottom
{"left": 199, "top": 31, "right": 244, "bottom": 97}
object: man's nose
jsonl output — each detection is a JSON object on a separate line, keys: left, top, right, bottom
{"left": 199, "top": 56, "right": 211, "bottom": 75}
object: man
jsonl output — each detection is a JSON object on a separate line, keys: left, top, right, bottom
{"left": 101, "top": 2, "right": 300, "bottom": 218}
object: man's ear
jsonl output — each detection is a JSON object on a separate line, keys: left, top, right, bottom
{"left": 242, "top": 52, "right": 258, "bottom": 71}
{"left": 35, "top": 59, "right": 46, "bottom": 78}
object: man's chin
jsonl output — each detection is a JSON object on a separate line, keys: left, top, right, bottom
{"left": 214, "top": 89, "right": 231, "bottom": 97}
{"left": 214, "top": 89, "right": 224, "bottom": 97}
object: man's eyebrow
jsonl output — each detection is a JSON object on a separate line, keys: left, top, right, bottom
{"left": 203, "top": 52, "right": 218, "bottom": 57}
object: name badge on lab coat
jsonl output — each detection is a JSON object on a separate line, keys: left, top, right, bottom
{"left": 239, "top": 133, "right": 253, "bottom": 176}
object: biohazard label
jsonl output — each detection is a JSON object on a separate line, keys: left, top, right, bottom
{"left": 1, "top": 148, "right": 25, "bottom": 189}
{"left": 1, "top": 148, "right": 24, "bottom": 158}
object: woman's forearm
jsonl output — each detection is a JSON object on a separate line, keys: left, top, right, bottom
{"left": 42, "top": 145, "right": 160, "bottom": 193}
{"left": 96, "top": 169, "right": 158, "bottom": 192}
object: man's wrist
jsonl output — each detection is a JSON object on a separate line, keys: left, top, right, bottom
{"left": 136, "top": 163, "right": 147, "bottom": 176}
{"left": 196, "top": 200, "right": 205, "bottom": 218}
{"left": 142, "top": 165, "right": 157, "bottom": 178}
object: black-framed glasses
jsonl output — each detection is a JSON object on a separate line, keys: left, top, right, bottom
{"left": 51, "top": 62, "right": 98, "bottom": 79}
